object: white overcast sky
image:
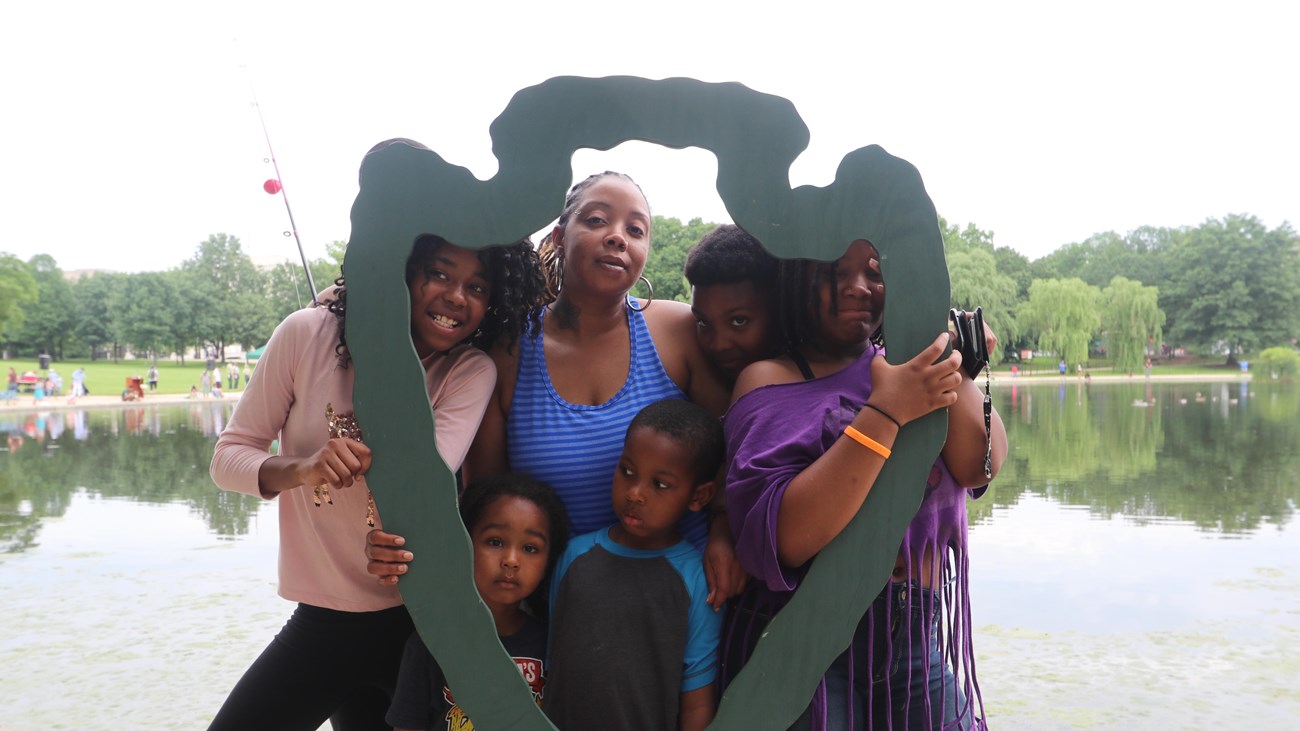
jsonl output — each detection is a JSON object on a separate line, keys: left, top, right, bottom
{"left": 3, "top": 1, "right": 1296, "bottom": 273}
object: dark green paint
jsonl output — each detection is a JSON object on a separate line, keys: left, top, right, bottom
{"left": 345, "top": 76, "right": 950, "bottom": 729}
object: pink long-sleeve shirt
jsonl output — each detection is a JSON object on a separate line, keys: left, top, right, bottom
{"left": 210, "top": 305, "right": 496, "bottom": 612}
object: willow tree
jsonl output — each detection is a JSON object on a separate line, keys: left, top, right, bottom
{"left": 1020, "top": 277, "right": 1100, "bottom": 366}
{"left": 1101, "top": 275, "right": 1165, "bottom": 374}
{"left": 947, "top": 246, "right": 1020, "bottom": 361}
{"left": 0, "top": 253, "right": 37, "bottom": 343}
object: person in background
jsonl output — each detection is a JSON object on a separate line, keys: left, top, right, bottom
{"left": 68, "top": 367, "right": 86, "bottom": 404}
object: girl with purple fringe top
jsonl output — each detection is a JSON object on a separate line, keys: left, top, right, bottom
{"left": 718, "top": 239, "right": 1007, "bottom": 730}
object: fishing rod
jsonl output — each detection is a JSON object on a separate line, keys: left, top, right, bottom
{"left": 246, "top": 73, "right": 318, "bottom": 305}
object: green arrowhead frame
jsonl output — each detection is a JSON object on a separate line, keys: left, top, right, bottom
{"left": 345, "top": 76, "right": 949, "bottom": 730}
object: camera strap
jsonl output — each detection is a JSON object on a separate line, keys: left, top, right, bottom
{"left": 982, "top": 365, "right": 993, "bottom": 480}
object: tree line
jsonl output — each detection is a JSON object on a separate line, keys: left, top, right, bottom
{"left": 640, "top": 213, "right": 1298, "bottom": 373}
{"left": 2, "top": 213, "right": 1296, "bottom": 369}
{"left": 937, "top": 212, "right": 1298, "bottom": 371}
{"left": 0, "top": 234, "right": 343, "bottom": 364}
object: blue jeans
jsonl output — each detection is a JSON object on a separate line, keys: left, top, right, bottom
{"left": 788, "top": 583, "right": 975, "bottom": 731}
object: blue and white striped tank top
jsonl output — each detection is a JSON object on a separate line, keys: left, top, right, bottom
{"left": 507, "top": 301, "right": 709, "bottom": 550}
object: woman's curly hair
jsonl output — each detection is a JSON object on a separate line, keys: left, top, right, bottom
{"left": 327, "top": 235, "right": 547, "bottom": 366}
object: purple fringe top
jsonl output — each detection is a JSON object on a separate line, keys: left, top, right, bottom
{"left": 721, "top": 346, "right": 985, "bottom": 730}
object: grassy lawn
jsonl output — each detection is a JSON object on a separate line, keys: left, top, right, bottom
{"left": 3, "top": 358, "right": 256, "bottom": 397}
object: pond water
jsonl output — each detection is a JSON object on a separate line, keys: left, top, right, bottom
{"left": 1, "top": 380, "right": 1298, "bottom": 730}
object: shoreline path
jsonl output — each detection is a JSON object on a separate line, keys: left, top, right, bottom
{"left": 0, "top": 372, "right": 1255, "bottom": 415}
{"left": 0, "top": 391, "right": 245, "bottom": 414}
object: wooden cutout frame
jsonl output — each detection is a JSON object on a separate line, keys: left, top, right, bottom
{"left": 345, "top": 76, "right": 950, "bottom": 730}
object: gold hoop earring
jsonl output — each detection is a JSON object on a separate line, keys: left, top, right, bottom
{"left": 628, "top": 275, "right": 654, "bottom": 312}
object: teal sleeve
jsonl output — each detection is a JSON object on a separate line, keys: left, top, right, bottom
{"left": 679, "top": 555, "right": 722, "bottom": 692}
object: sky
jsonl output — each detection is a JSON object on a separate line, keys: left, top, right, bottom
{"left": 3, "top": 1, "right": 1297, "bottom": 274}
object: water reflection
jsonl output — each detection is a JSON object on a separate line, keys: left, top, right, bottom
{"left": 3, "top": 383, "right": 1297, "bottom": 557}
{"left": 977, "top": 380, "right": 1300, "bottom": 534}
{"left": 0, "top": 402, "right": 258, "bottom": 554}
{"left": 1, "top": 387, "right": 1297, "bottom": 729}
{"left": 970, "top": 380, "right": 1300, "bottom": 727}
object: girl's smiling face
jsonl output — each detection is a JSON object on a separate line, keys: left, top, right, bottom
{"left": 407, "top": 241, "right": 491, "bottom": 358}
{"left": 811, "top": 239, "right": 885, "bottom": 351}
{"left": 469, "top": 496, "right": 552, "bottom": 615}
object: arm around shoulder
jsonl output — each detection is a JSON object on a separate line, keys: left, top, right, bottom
{"left": 462, "top": 344, "right": 518, "bottom": 484}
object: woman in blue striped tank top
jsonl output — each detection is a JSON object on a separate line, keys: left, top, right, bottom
{"left": 368, "top": 172, "right": 748, "bottom": 609}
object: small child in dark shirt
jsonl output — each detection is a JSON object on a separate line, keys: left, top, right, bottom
{"left": 544, "top": 399, "right": 725, "bottom": 731}
{"left": 386, "top": 474, "right": 569, "bottom": 731}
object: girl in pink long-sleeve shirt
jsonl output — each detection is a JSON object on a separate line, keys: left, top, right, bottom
{"left": 208, "top": 228, "right": 547, "bottom": 731}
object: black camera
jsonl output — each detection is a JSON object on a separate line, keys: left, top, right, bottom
{"left": 950, "top": 307, "right": 989, "bottom": 379}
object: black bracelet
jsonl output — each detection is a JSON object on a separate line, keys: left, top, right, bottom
{"left": 863, "top": 402, "right": 901, "bottom": 429}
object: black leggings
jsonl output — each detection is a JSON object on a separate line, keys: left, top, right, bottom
{"left": 207, "top": 603, "right": 414, "bottom": 731}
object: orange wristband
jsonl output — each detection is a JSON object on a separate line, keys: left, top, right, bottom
{"left": 843, "top": 425, "right": 891, "bottom": 459}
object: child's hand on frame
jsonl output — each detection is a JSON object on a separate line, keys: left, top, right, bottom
{"left": 365, "top": 529, "right": 412, "bottom": 587}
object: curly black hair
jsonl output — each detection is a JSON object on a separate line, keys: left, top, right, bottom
{"left": 328, "top": 235, "right": 547, "bottom": 366}
{"left": 774, "top": 242, "right": 885, "bottom": 354}
{"left": 442, "top": 236, "right": 547, "bottom": 354}
{"left": 683, "top": 224, "right": 778, "bottom": 291}
{"left": 459, "top": 473, "right": 571, "bottom": 614}
{"left": 627, "top": 399, "right": 725, "bottom": 485}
